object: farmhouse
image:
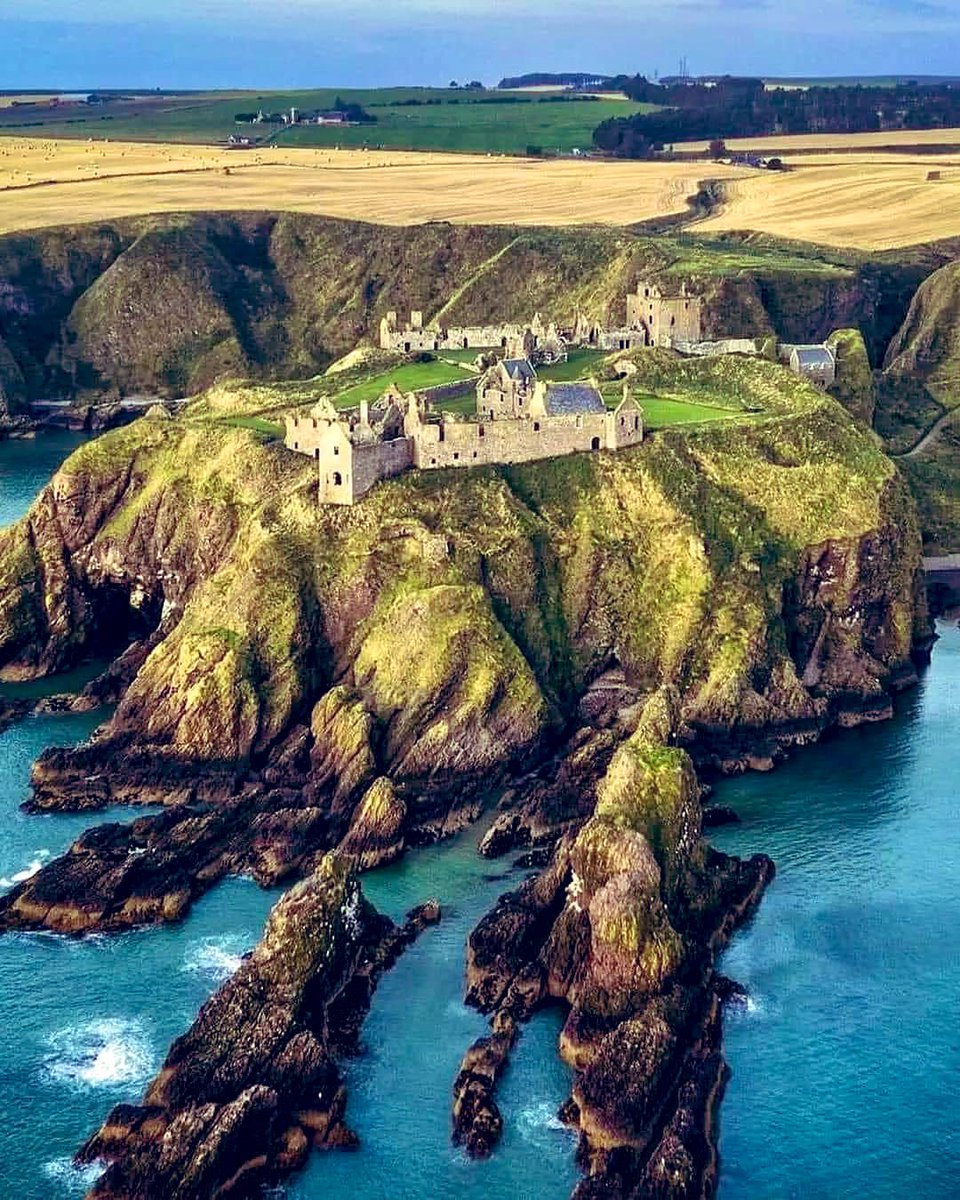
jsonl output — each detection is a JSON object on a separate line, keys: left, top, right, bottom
{"left": 284, "top": 360, "right": 644, "bottom": 506}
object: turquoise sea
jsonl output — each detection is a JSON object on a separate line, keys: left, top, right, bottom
{"left": 0, "top": 431, "right": 957, "bottom": 1198}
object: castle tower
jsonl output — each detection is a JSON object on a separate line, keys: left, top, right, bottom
{"left": 380, "top": 312, "right": 399, "bottom": 350}
{"left": 317, "top": 419, "right": 355, "bottom": 506}
{"left": 403, "top": 391, "right": 422, "bottom": 438}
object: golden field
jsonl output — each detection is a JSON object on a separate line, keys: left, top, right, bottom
{"left": 700, "top": 153, "right": 960, "bottom": 249}
{"left": 2, "top": 135, "right": 960, "bottom": 249}
{"left": 683, "top": 126, "right": 960, "bottom": 154}
{"left": 0, "top": 137, "right": 751, "bottom": 233}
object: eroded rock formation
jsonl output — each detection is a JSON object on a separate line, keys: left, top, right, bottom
{"left": 78, "top": 855, "right": 440, "bottom": 1199}
{"left": 456, "top": 719, "right": 774, "bottom": 1198}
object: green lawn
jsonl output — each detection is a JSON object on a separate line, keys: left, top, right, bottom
{"left": 0, "top": 87, "right": 654, "bottom": 156}
{"left": 636, "top": 395, "right": 745, "bottom": 429}
{"left": 537, "top": 349, "right": 606, "bottom": 381}
{"left": 206, "top": 414, "right": 284, "bottom": 438}
{"left": 331, "top": 359, "right": 473, "bottom": 408}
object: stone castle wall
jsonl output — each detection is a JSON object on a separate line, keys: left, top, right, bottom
{"left": 352, "top": 437, "right": 415, "bottom": 501}
{"left": 410, "top": 409, "right": 643, "bottom": 472}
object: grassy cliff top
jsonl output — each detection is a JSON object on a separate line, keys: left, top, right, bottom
{"left": 0, "top": 344, "right": 920, "bottom": 775}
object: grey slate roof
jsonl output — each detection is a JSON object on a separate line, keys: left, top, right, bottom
{"left": 504, "top": 358, "right": 536, "bottom": 383}
{"left": 545, "top": 383, "right": 606, "bottom": 416}
{"left": 791, "top": 346, "right": 834, "bottom": 369}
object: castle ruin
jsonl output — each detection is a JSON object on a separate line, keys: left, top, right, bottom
{"left": 379, "top": 280, "right": 703, "bottom": 360}
{"left": 284, "top": 360, "right": 644, "bottom": 506}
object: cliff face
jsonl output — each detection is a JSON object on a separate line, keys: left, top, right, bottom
{"left": 0, "top": 214, "right": 930, "bottom": 407}
{"left": 866, "top": 260, "right": 960, "bottom": 551}
{"left": 0, "top": 355, "right": 930, "bottom": 935}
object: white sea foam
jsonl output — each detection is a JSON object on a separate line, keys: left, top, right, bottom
{"left": 182, "top": 935, "right": 250, "bottom": 983}
{"left": 517, "top": 1100, "right": 571, "bottom": 1139}
{"left": 0, "top": 848, "right": 50, "bottom": 889}
{"left": 42, "top": 1158, "right": 104, "bottom": 1195}
{"left": 41, "top": 1018, "right": 154, "bottom": 1091}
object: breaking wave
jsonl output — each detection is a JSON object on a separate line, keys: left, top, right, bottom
{"left": 41, "top": 1018, "right": 154, "bottom": 1091}
{"left": 516, "top": 1100, "right": 572, "bottom": 1139}
{"left": 0, "top": 849, "right": 50, "bottom": 890}
{"left": 42, "top": 1158, "right": 104, "bottom": 1195}
{"left": 181, "top": 935, "right": 250, "bottom": 984}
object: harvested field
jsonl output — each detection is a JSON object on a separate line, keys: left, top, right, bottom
{"left": 4, "top": 137, "right": 960, "bottom": 249}
{"left": 698, "top": 153, "right": 960, "bottom": 249}
{"left": 683, "top": 127, "right": 960, "bottom": 154}
{"left": 0, "top": 137, "right": 750, "bottom": 233}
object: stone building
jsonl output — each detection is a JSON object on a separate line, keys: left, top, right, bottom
{"left": 782, "top": 344, "right": 837, "bottom": 387}
{"left": 378, "top": 279, "right": 703, "bottom": 360}
{"left": 625, "top": 281, "right": 703, "bottom": 347}
{"left": 284, "top": 361, "right": 644, "bottom": 506}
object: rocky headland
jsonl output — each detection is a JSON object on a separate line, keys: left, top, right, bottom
{"left": 0, "top": 334, "right": 934, "bottom": 1197}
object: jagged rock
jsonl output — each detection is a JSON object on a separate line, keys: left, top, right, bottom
{"left": 457, "top": 733, "right": 774, "bottom": 1193}
{"left": 452, "top": 1012, "right": 517, "bottom": 1157}
{"left": 338, "top": 776, "right": 407, "bottom": 869}
{"left": 78, "top": 857, "right": 435, "bottom": 1200}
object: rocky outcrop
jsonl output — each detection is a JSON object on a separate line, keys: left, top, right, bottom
{"left": 456, "top": 727, "right": 774, "bottom": 1199}
{"left": 78, "top": 855, "right": 440, "bottom": 1200}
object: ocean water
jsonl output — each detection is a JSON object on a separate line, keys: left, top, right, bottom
{"left": 713, "top": 622, "right": 960, "bottom": 1200}
{"left": 1, "top": 432, "right": 957, "bottom": 1200}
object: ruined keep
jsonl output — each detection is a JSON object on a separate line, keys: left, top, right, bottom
{"left": 284, "top": 362, "right": 644, "bottom": 506}
{"left": 625, "top": 280, "right": 703, "bottom": 346}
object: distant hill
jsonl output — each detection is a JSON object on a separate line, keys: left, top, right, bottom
{"left": 497, "top": 72, "right": 612, "bottom": 90}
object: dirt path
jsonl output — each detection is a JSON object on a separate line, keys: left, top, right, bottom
{"left": 896, "top": 407, "right": 958, "bottom": 458}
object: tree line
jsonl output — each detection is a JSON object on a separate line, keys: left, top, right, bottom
{"left": 594, "top": 76, "right": 960, "bottom": 157}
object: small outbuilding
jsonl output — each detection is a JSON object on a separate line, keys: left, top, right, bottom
{"left": 787, "top": 345, "right": 837, "bottom": 388}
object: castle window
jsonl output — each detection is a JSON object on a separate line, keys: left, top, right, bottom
{"left": 333, "top": 445, "right": 339, "bottom": 456}
{"left": 333, "top": 471, "right": 343, "bottom": 486}
{"left": 634, "top": 416, "right": 640, "bottom": 430}
{"left": 591, "top": 437, "right": 601, "bottom": 451}
{"left": 534, "top": 422, "right": 541, "bottom": 432}
{"left": 404, "top": 343, "right": 411, "bottom": 353}
{"left": 315, "top": 448, "right": 320, "bottom": 459}
{"left": 463, "top": 337, "right": 469, "bottom": 349}
{"left": 453, "top": 452, "right": 460, "bottom": 461}
{"left": 431, "top": 458, "right": 436, "bottom": 465}
{"left": 479, "top": 425, "right": 485, "bottom": 438}
{"left": 294, "top": 441, "right": 299, "bottom": 450}
{"left": 576, "top": 415, "right": 583, "bottom": 429}
{"left": 312, "top": 418, "right": 317, "bottom": 429}
{"left": 473, "top": 451, "right": 478, "bottom": 459}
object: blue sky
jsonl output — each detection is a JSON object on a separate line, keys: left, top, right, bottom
{"left": 3, "top": 0, "right": 960, "bottom": 89}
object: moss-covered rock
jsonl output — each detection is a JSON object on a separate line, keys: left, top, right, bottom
{"left": 828, "top": 327, "right": 875, "bottom": 425}
{"left": 0, "top": 351, "right": 927, "bottom": 781}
